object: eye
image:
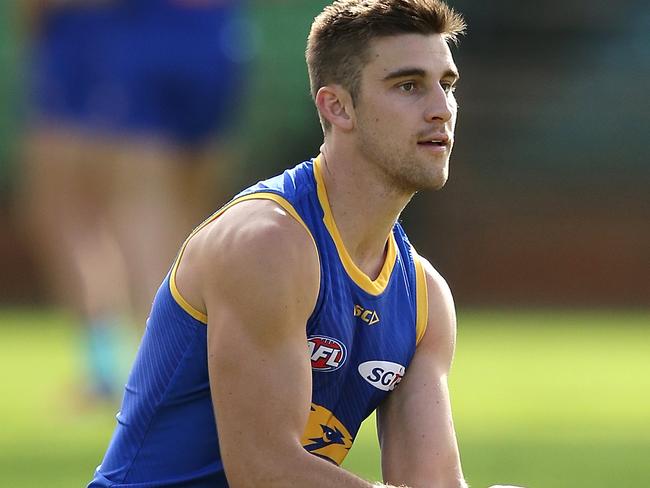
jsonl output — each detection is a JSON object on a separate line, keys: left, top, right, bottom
{"left": 399, "top": 81, "right": 416, "bottom": 93}
{"left": 441, "top": 81, "right": 457, "bottom": 94}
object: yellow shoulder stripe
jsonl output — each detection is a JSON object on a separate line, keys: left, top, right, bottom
{"left": 169, "top": 192, "right": 317, "bottom": 325}
{"left": 413, "top": 250, "right": 429, "bottom": 346}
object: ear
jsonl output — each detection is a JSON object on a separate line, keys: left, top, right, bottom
{"left": 315, "top": 85, "right": 355, "bottom": 131}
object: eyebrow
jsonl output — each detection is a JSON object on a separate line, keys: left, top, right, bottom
{"left": 382, "top": 67, "right": 460, "bottom": 82}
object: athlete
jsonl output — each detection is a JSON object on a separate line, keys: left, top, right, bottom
{"left": 90, "top": 1, "right": 523, "bottom": 487}
{"left": 21, "top": 0, "right": 249, "bottom": 400}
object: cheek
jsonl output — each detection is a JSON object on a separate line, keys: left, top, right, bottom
{"left": 449, "top": 95, "right": 458, "bottom": 111}
{"left": 449, "top": 100, "right": 458, "bottom": 127}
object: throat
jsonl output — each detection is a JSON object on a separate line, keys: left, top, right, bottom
{"left": 347, "top": 235, "right": 393, "bottom": 282}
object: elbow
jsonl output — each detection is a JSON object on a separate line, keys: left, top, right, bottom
{"left": 226, "top": 472, "right": 283, "bottom": 488}
{"left": 223, "top": 449, "right": 302, "bottom": 488}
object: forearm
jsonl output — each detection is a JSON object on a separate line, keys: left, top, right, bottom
{"left": 376, "top": 476, "right": 468, "bottom": 488}
{"left": 231, "top": 447, "right": 466, "bottom": 488}
{"left": 226, "top": 445, "right": 412, "bottom": 488}
{"left": 375, "top": 480, "right": 467, "bottom": 488}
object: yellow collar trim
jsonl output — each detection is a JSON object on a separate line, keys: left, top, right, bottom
{"left": 313, "top": 155, "right": 397, "bottom": 295}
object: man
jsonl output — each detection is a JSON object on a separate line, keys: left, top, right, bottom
{"left": 21, "top": 0, "right": 248, "bottom": 400}
{"left": 90, "top": 1, "right": 522, "bottom": 487}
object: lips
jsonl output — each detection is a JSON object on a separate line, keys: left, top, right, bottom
{"left": 417, "top": 134, "right": 451, "bottom": 147}
{"left": 418, "top": 140, "right": 447, "bottom": 147}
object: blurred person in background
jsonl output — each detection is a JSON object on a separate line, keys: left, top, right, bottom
{"left": 19, "top": 0, "right": 250, "bottom": 402}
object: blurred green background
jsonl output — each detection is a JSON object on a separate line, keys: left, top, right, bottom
{"left": 2, "top": 309, "right": 649, "bottom": 487}
{"left": 0, "top": 1, "right": 649, "bottom": 487}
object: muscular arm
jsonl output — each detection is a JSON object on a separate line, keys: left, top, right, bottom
{"left": 377, "top": 257, "right": 466, "bottom": 488}
{"left": 176, "top": 200, "right": 399, "bottom": 487}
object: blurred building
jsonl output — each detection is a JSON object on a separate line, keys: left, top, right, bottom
{"left": 404, "top": 0, "right": 650, "bottom": 306}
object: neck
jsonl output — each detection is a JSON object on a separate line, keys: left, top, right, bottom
{"left": 318, "top": 142, "right": 413, "bottom": 280}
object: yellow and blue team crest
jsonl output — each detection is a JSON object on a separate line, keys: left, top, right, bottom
{"left": 301, "top": 403, "right": 353, "bottom": 465}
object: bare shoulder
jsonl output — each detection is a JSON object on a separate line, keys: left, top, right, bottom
{"left": 418, "top": 256, "right": 455, "bottom": 321}
{"left": 416, "top": 255, "right": 457, "bottom": 363}
{"left": 175, "top": 198, "right": 320, "bottom": 320}
{"left": 197, "top": 198, "right": 317, "bottom": 271}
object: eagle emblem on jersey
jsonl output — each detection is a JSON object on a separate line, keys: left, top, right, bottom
{"left": 301, "top": 403, "right": 353, "bottom": 465}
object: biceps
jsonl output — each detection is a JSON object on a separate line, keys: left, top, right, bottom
{"left": 379, "top": 373, "right": 453, "bottom": 450}
{"left": 379, "top": 371, "right": 462, "bottom": 487}
{"left": 207, "top": 308, "right": 312, "bottom": 460}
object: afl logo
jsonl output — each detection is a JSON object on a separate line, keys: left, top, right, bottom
{"left": 308, "top": 336, "right": 347, "bottom": 372}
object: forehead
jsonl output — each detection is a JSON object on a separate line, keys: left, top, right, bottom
{"left": 363, "top": 33, "right": 457, "bottom": 79}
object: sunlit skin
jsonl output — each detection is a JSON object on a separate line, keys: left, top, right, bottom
{"left": 316, "top": 33, "right": 460, "bottom": 278}
{"left": 174, "top": 32, "right": 471, "bottom": 488}
{"left": 354, "top": 33, "right": 459, "bottom": 195}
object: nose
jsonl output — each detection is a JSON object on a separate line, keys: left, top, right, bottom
{"left": 424, "top": 86, "right": 454, "bottom": 123}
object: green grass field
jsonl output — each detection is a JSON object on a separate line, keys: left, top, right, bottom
{"left": 1, "top": 309, "right": 648, "bottom": 487}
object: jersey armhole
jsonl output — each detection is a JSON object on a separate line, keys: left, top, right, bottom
{"left": 169, "top": 192, "right": 320, "bottom": 325}
{"left": 413, "top": 252, "right": 429, "bottom": 346}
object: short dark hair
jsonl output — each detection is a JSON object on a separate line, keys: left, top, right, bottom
{"left": 306, "top": 0, "right": 466, "bottom": 130}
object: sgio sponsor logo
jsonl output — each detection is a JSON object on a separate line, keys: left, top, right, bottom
{"left": 358, "top": 360, "right": 405, "bottom": 391}
{"left": 308, "top": 336, "right": 347, "bottom": 372}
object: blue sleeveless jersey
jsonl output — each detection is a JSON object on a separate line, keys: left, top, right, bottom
{"left": 89, "top": 155, "right": 428, "bottom": 487}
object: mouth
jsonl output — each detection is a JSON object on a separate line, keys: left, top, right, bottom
{"left": 417, "top": 136, "right": 451, "bottom": 152}
{"left": 418, "top": 140, "right": 448, "bottom": 147}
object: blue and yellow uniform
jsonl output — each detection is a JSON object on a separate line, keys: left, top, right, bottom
{"left": 31, "top": 1, "right": 249, "bottom": 144}
{"left": 29, "top": 5, "right": 115, "bottom": 126}
{"left": 105, "top": 0, "right": 250, "bottom": 145}
{"left": 89, "top": 155, "right": 428, "bottom": 487}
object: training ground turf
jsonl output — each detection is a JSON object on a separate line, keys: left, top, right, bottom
{"left": 0, "top": 308, "right": 648, "bottom": 487}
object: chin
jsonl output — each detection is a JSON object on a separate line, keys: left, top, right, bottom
{"left": 422, "top": 166, "right": 449, "bottom": 191}
{"left": 389, "top": 158, "right": 449, "bottom": 193}
{"left": 425, "top": 176, "right": 448, "bottom": 191}
{"left": 401, "top": 172, "right": 448, "bottom": 193}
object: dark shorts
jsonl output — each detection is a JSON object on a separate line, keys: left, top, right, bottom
{"left": 31, "top": 3, "right": 249, "bottom": 146}
{"left": 30, "top": 8, "right": 114, "bottom": 126}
